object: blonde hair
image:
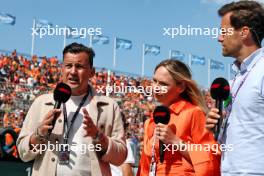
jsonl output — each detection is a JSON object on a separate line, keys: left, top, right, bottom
{"left": 154, "top": 59, "right": 208, "bottom": 113}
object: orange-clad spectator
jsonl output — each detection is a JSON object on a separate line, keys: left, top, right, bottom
{"left": 3, "top": 112, "right": 11, "bottom": 127}
{"left": 4, "top": 133, "right": 18, "bottom": 158}
{"left": 3, "top": 56, "right": 9, "bottom": 65}
{"left": 39, "top": 75, "right": 47, "bottom": 85}
{"left": 12, "top": 60, "right": 18, "bottom": 69}
{"left": 23, "top": 59, "right": 30, "bottom": 69}
{"left": 41, "top": 57, "right": 48, "bottom": 68}
{"left": 50, "top": 66, "right": 58, "bottom": 74}
{"left": 49, "top": 56, "right": 58, "bottom": 66}
{"left": 137, "top": 59, "right": 220, "bottom": 176}
{"left": 0, "top": 59, "right": 3, "bottom": 68}
{"left": 31, "top": 55, "right": 38, "bottom": 63}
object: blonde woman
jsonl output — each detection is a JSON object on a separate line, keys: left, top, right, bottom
{"left": 137, "top": 59, "right": 220, "bottom": 176}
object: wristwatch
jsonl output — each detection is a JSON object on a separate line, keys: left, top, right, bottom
{"left": 35, "top": 128, "right": 47, "bottom": 143}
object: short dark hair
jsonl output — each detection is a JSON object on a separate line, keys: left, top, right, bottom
{"left": 218, "top": 0, "right": 264, "bottom": 47}
{"left": 63, "top": 42, "right": 95, "bottom": 67}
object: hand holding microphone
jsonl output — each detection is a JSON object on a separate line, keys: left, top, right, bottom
{"left": 153, "top": 106, "right": 171, "bottom": 163}
{"left": 206, "top": 78, "right": 230, "bottom": 140}
{"left": 155, "top": 124, "right": 178, "bottom": 145}
{"left": 47, "top": 82, "right": 71, "bottom": 135}
{"left": 37, "top": 109, "right": 62, "bottom": 138}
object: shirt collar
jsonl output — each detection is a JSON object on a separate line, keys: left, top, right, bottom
{"left": 232, "top": 47, "right": 263, "bottom": 74}
{"left": 169, "top": 98, "right": 187, "bottom": 115}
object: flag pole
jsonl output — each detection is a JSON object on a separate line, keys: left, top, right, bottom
{"left": 188, "top": 54, "right": 192, "bottom": 68}
{"left": 141, "top": 43, "right": 145, "bottom": 77}
{"left": 208, "top": 59, "right": 211, "bottom": 88}
{"left": 106, "top": 69, "right": 111, "bottom": 97}
{"left": 113, "top": 37, "right": 116, "bottom": 68}
{"left": 63, "top": 26, "right": 66, "bottom": 49}
{"left": 89, "top": 35, "right": 92, "bottom": 47}
{"left": 31, "top": 19, "right": 36, "bottom": 56}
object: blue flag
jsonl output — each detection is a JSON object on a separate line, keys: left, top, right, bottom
{"left": 92, "top": 35, "right": 110, "bottom": 45}
{"left": 65, "top": 26, "right": 81, "bottom": 39}
{"left": 0, "top": 13, "right": 15, "bottom": 25}
{"left": 190, "top": 54, "right": 205, "bottom": 65}
{"left": 171, "top": 50, "right": 185, "bottom": 61}
{"left": 144, "top": 44, "right": 160, "bottom": 55}
{"left": 210, "top": 59, "right": 224, "bottom": 70}
{"left": 35, "top": 19, "right": 52, "bottom": 29}
{"left": 116, "top": 38, "right": 132, "bottom": 49}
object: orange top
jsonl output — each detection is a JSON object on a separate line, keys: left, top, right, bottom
{"left": 5, "top": 133, "right": 18, "bottom": 158}
{"left": 137, "top": 99, "right": 220, "bottom": 176}
{"left": 3, "top": 114, "right": 10, "bottom": 128}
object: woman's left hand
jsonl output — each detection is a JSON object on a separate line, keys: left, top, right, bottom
{"left": 155, "top": 123, "right": 181, "bottom": 145}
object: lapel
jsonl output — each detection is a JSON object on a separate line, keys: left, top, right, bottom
{"left": 86, "top": 85, "right": 109, "bottom": 126}
{"left": 88, "top": 94, "right": 99, "bottom": 125}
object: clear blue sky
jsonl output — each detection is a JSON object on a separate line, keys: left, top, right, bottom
{"left": 2, "top": 0, "right": 262, "bottom": 87}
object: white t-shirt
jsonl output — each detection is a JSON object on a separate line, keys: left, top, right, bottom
{"left": 27, "top": 76, "right": 34, "bottom": 87}
{"left": 110, "top": 139, "right": 135, "bottom": 176}
{"left": 56, "top": 94, "right": 92, "bottom": 176}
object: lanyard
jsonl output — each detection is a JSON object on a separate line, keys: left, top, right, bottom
{"left": 150, "top": 130, "right": 157, "bottom": 163}
{"left": 149, "top": 127, "right": 157, "bottom": 176}
{"left": 62, "top": 89, "right": 89, "bottom": 144}
{"left": 231, "top": 56, "right": 263, "bottom": 103}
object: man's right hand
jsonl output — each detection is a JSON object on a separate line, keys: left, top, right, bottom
{"left": 30, "top": 109, "right": 61, "bottom": 146}
{"left": 206, "top": 108, "right": 220, "bottom": 132}
{"left": 37, "top": 109, "right": 61, "bottom": 136}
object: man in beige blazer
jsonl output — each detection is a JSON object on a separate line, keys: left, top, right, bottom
{"left": 17, "top": 42, "right": 127, "bottom": 176}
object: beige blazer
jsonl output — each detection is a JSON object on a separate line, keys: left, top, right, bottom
{"left": 17, "top": 87, "right": 127, "bottom": 176}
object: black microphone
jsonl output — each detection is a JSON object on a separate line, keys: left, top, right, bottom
{"left": 48, "top": 82, "right": 71, "bottom": 135}
{"left": 153, "top": 105, "right": 170, "bottom": 163}
{"left": 210, "top": 77, "right": 230, "bottom": 140}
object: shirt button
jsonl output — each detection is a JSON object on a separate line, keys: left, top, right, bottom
{"left": 51, "top": 157, "right": 55, "bottom": 162}
{"left": 58, "top": 119, "right": 62, "bottom": 123}
{"left": 100, "top": 124, "right": 105, "bottom": 130}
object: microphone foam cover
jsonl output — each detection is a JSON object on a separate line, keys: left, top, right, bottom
{"left": 153, "top": 106, "right": 170, "bottom": 124}
{"left": 210, "top": 77, "right": 230, "bottom": 100}
{"left": 54, "top": 82, "right": 72, "bottom": 103}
